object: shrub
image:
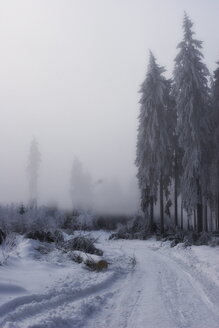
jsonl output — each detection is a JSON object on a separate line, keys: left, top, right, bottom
{"left": 109, "top": 232, "right": 131, "bottom": 240}
{"left": 93, "top": 215, "right": 132, "bottom": 231}
{"left": 197, "top": 232, "right": 212, "bottom": 245}
{"left": 109, "top": 214, "right": 149, "bottom": 240}
{"left": 60, "top": 236, "right": 103, "bottom": 256}
{"left": 0, "top": 233, "right": 17, "bottom": 265}
{"left": 0, "top": 229, "right": 6, "bottom": 245}
{"left": 26, "top": 230, "right": 55, "bottom": 243}
{"left": 53, "top": 230, "right": 64, "bottom": 243}
{"left": 68, "top": 253, "right": 83, "bottom": 263}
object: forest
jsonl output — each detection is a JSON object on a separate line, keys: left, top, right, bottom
{"left": 0, "top": 14, "right": 219, "bottom": 241}
{"left": 136, "top": 13, "right": 219, "bottom": 235}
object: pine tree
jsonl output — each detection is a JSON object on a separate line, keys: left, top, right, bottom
{"left": 173, "top": 13, "right": 211, "bottom": 232}
{"left": 136, "top": 51, "right": 173, "bottom": 234}
{"left": 27, "top": 138, "right": 41, "bottom": 207}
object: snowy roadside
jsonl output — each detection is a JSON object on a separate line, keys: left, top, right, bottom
{"left": 0, "top": 231, "right": 133, "bottom": 328}
{"left": 0, "top": 231, "right": 218, "bottom": 328}
{"left": 150, "top": 238, "right": 219, "bottom": 289}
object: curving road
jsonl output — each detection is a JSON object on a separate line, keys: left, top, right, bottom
{"left": 0, "top": 239, "right": 219, "bottom": 328}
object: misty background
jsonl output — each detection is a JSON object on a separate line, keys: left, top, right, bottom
{"left": 0, "top": 0, "right": 218, "bottom": 212}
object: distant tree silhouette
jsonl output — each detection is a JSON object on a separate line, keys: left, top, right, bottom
{"left": 70, "top": 157, "right": 93, "bottom": 211}
{"left": 27, "top": 138, "right": 41, "bottom": 207}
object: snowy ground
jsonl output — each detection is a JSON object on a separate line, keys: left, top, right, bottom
{"left": 0, "top": 232, "right": 219, "bottom": 328}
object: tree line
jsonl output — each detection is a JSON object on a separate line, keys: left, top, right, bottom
{"left": 136, "top": 13, "right": 219, "bottom": 234}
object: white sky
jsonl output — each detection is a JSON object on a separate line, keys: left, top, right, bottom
{"left": 0, "top": 0, "right": 218, "bottom": 209}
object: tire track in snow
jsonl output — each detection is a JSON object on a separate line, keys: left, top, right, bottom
{"left": 87, "top": 241, "right": 219, "bottom": 328}
{"left": 0, "top": 271, "right": 121, "bottom": 327}
{"left": 157, "top": 246, "right": 219, "bottom": 311}
{"left": 155, "top": 250, "right": 219, "bottom": 328}
{"left": 1, "top": 239, "right": 219, "bottom": 328}
{"left": 87, "top": 243, "right": 176, "bottom": 328}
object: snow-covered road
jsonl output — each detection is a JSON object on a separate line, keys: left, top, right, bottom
{"left": 89, "top": 240, "right": 219, "bottom": 328}
{"left": 0, "top": 236, "right": 219, "bottom": 328}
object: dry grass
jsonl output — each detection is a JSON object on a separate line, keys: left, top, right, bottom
{"left": 85, "top": 258, "right": 108, "bottom": 271}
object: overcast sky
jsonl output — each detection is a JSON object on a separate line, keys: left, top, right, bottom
{"left": 0, "top": 0, "right": 218, "bottom": 210}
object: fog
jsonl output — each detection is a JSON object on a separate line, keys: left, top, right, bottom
{"left": 0, "top": 0, "right": 218, "bottom": 212}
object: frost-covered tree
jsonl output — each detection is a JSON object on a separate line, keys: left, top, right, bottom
{"left": 70, "top": 157, "right": 93, "bottom": 211}
{"left": 136, "top": 51, "right": 173, "bottom": 233}
{"left": 173, "top": 14, "right": 211, "bottom": 232}
{"left": 27, "top": 138, "right": 41, "bottom": 207}
{"left": 165, "top": 85, "right": 183, "bottom": 228}
{"left": 210, "top": 62, "right": 219, "bottom": 230}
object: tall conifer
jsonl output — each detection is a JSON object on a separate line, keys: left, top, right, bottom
{"left": 136, "top": 51, "right": 172, "bottom": 233}
{"left": 173, "top": 14, "right": 211, "bottom": 232}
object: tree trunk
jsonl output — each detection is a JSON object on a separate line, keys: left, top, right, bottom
{"left": 181, "top": 201, "right": 184, "bottom": 230}
{"left": 150, "top": 196, "right": 154, "bottom": 232}
{"left": 210, "top": 209, "right": 213, "bottom": 232}
{"left": 203, "top": 200, "right": 208, "bottom": 232}
{"left": 160, "top": 175, "right": 164, "bottom": 234}
{"left": 197, "top": 203, "right": 203, "bottom": 232}
{"left": 217, "top": 182, "right": 219, "bottom": 231}
{"left": 194, "top": 210, "right": 197, "bottom": 231}
{"left": 174, "top": 152, "right": 178, "bottom": 229}
{"left": 197, "top": 179, "right": 203, "bottom": 233}
{"left": 187, "top": 217, "right": 190, "bottom": 230}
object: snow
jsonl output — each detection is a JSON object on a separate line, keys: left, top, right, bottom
{"left": 0, "top": 232, "right": 219, "bottom": 328}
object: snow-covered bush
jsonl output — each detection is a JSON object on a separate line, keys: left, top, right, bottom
{"left": 209, "top": 236, "right": 219, "bottom": 247}
{"left": 26, "top": 230, "right": 55, "bottom": 243}
{"left": 0, "top": 233, "right": 17, "bottom": 265}
{"left": 0, "top": 229, "right": 6, "bottom": 244}
{"left": 196, "top": 232, "right": 212, "bottom": 245}
{"left": 109, "top": 215, "right": 150, "bottom": 240}
{"left": 93, "top": 215, "right": 131, "bottom": 231}
{"left": 0, "top": 204, "right": 133, "bottom": 234}
{"left": 0, "top": 204, "right": 66, "bottom": 234}
{"left": 60, "top": 236, "right": 103, "bottom": 255}
{"left": 162, "top": 230, "right": 217, "bottom": 247}
{"left": 61, "top": 211, "right": 94, "bottom": 231}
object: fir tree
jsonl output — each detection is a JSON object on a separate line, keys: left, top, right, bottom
{"left": 136, "top": 51, "right": 173, "bottom": 233}
{"left": 173, "top": 13, "right": 211, "bottom": 232}
{"left": 18, "top": 203, "right": 26, "bottom": 215}
{"left": 166, "top": 85, "right": 182, "bottom": 228}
